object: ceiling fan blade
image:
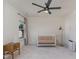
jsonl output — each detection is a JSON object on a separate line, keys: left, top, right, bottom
{"left": 32, "top": 3, "right": 45, "bottom": 8}
{"left": 37, "top": 9, "right": 45, "bottom": 13}
{"left": 49, "top": 7, "right": 61, "bottom": 9}
{"left": 48, "top": 10, "right": 51, "bottom": 14}
{"left": 46, "top": 0, "right": 52, "bottom": 7}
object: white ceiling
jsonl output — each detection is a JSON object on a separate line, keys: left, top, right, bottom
{"left": 6, "top": 0, "right": 75, "bottom": 17}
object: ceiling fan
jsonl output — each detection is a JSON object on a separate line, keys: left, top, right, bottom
{"left": 32, "top": 0, "right": 61, "bottom": 14}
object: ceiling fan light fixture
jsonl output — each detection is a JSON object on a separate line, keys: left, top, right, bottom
{"left": 43, "top": 10, "right": 48, "bottom": 13}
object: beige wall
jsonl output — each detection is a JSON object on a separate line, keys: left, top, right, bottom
{"left": 3, "top": 1, "right": 20, "bottom": 44}
{"left": 64, "top": 11, "right": 76, "bottom": 47}
{"left": 27, "top": 16, "right": 65, "bottom": 45}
